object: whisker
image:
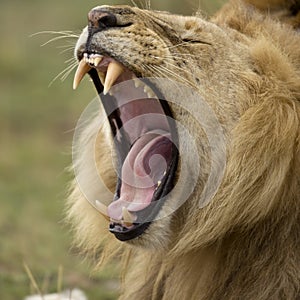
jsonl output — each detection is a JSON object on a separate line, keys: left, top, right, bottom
{"left": 48, "top": 62, "right": 77, "bottom": 87}
{"left": 41, "top": 35, "right": 78, "bottom": 47}
{"left": 65, "top": 57, "right": 76, "bottom": 64}
{"left": 145, "top": 0, "right": 151, "bottom": 9}
{"left": 153, "top": 54, "right": 195, "bottom": 65}
{"left": 157, "top": 65, "right": 197, "bottom": 89}
{"left": 146, "top": 64, "right": 170, "bottom": 81}
{"left": 59, "top": 47, "right": 76, "bottom": 55}
{"left": 138, "top": 0, "right": 145, "bottom": 9}
{"left": 30, "top": 30, "right": 79, "bottom": 38}
{"left": 158, "top": 58, "right": 195, "bottom": 79}
{"left": 130, "top": 0, "right": 139, "bottom": 7}
{"left": 164, "top": 40, "right": 194, "bottom": 50}
{"left": 61, "top": 63, "right": 78, "bottom": 81}
{"left": 56, "top": 44, "right": 77, "bottom": 49}
{"left": 168, "top": 52, "right": 199, "bottom": 58}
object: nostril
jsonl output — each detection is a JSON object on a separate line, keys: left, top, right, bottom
{"left": 99, "top": 14, "right": 117, "bottom": 27}
{"left": 88, "top": 9, "right": 117, "bottom": 29}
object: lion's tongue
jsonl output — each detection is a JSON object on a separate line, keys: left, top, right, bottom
{"left": 107, "top": 133, "right": 172, "bottom": 221}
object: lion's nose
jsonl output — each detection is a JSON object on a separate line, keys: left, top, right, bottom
{"left": 88, "top": 8, "right": 117, "bottom": 29}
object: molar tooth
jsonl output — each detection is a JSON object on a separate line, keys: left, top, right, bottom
{"left": 122, "top": 207, "right": 135, "bottom": 226}
{"left": 104, "top": 61, "right": 125, "bottom": 95}
{"left": 144, "top": 85, "right": 154, "bottom": 95}
{"left": 95, "top": 200, "right": 110, "bottom": 221}
{"left": 73, "top": 59, "right": 92, "bottom": 90}
{"left": 147, "top": 91, "right": 156, "bottom": 99}
{"left": 144, "top": 86, "right": 156, "bottom": 99}
{"left": 144, "top": 86, "right": 150, "bottom": 94}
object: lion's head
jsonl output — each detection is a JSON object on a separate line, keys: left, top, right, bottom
{"left": 68, "top": 0, "right": 299, "bottom": 298}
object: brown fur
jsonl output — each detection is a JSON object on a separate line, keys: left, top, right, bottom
{"left": 67, "top": 1, "right": 300, "bottom": 299}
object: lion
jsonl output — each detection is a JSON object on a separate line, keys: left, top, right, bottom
{"left": 67, "top": 0, "right": 300, "bottom": 299}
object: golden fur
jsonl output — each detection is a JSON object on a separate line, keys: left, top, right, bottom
{"left": 67, "top": 0, "right": 300, "bottom": 299}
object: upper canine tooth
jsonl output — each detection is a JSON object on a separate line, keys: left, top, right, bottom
{"left": 73, "top": 60, "right": 92, "bottom": 90}
{"left": 95, "top": 200, "right": 110, "bottom": 221}
{"left": 104, "top": 61, "right": 125, "bottom": 95}
{"left": 94, "top": 56, "right": 103, "bottom": 67}
{"left": 97, "top": 70, "right": 106, "bottom": 85}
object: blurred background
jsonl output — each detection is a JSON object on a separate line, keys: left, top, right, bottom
{"left": 0, "top": 0, "right": 223, "bottom": 299}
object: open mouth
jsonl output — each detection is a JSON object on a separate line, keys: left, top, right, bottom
{"left": 73, "top": 53, "right": 179, "bottom": 241}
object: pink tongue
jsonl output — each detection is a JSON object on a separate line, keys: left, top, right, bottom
{"left": 107, "top": 132, "right": 172, "bottom": 221}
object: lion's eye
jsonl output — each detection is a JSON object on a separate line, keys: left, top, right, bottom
{"left": 182, "top": 38, "right": 212, "bottom": 46}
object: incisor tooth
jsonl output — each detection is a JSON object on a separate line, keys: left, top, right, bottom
{"left": 122, "top": 207, "right": 135, "bottom": 226}
{"left": 104, "top": 61, "right": 124, "bottom": 95}
{"left": 95, "top": 200, "right": 110, "bottom": 221}
{"left": 73, "top": 60, "right": 92, "bottom": 90}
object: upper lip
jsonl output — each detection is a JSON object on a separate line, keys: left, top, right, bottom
{"left": 73, "top": 51, "right": 179, "bottom": 241}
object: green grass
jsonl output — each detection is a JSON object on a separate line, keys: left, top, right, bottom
{"left": 0, "top": 0, "right": 222, "bottom": 299}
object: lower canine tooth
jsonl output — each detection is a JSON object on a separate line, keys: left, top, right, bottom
{"left": 73, "top": 60, "right": 92, "bottom": 90}
{"left": 122, "top": 207, "right": 135, "bottom": 225}
{"left": 104, "top": 61, "right": 125, "bottom": 95}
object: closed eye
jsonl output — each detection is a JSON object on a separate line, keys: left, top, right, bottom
{"left": 182, "top": 38, "right": 212, "bottom": 46}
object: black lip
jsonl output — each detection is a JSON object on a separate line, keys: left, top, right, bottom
{"left": 88, "top": 68, "right": 179, "bottom": 241}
